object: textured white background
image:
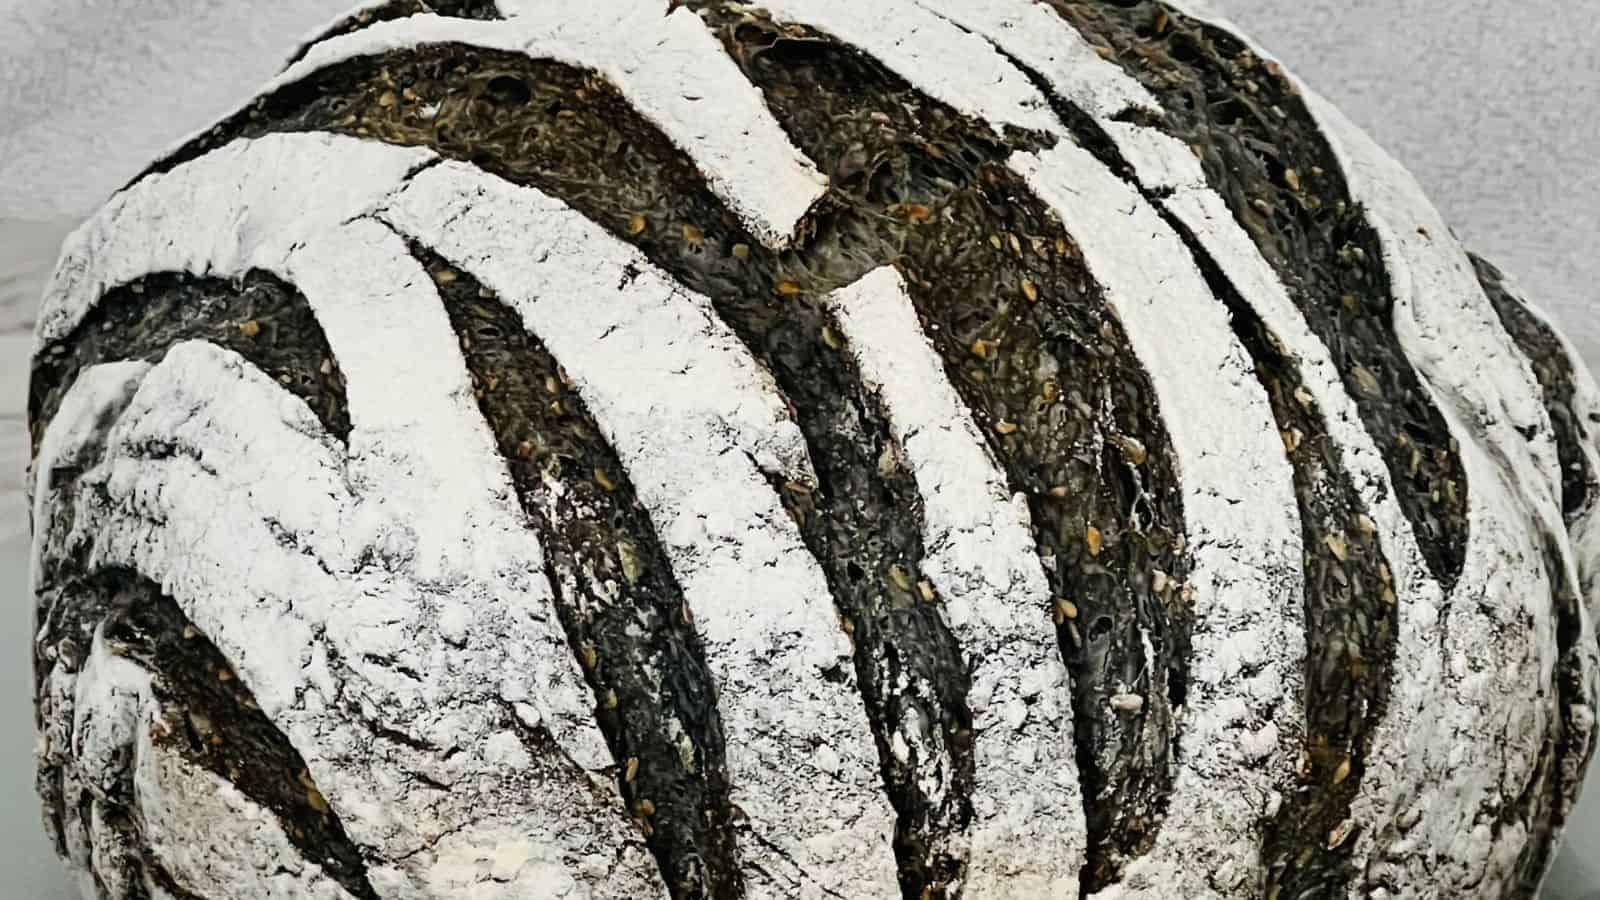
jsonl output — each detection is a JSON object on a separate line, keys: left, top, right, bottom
{"left": 0, "top": 0, "right": 1594, "bottom": 896}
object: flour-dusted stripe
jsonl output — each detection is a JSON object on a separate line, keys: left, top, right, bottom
{"left": 747, "top": 0, "right": 1057, "bottom": 136}
{"left": 377, "top": 159, "right": 900, "bottom": 899}
{"left": 416, "top": 249, "right": 746, "bottom": 895}
{"left": 97, "top": 573, "right": 380, "bottom": 899}
{"left": 711, "top": 6, "right": 1303, "bottom": 891}
{"left": 71, "top": 629, "right": 151, "bottom": 786}
{"left": 1504, "top": 292, "right": 1600, "bottom": 618}
{"left": 1313, "top": 94, "right": 1593, "bottom": 886}
{"left": 1151, "top": 10, "right": 1561, "bottom": 522}
{"left": 379, "top": 165, "right": 816, "bottom": 489}
{"left": 285, "top": 0, "right": 491, "bottom": 67}
{"left": 29, "top": 360, "right": 153, "bottom": 589}
{"left": 920, "top": 35, "right": 1443, "bottom": 873}
{"left": 89, "top": 192, "right": 634, "bottom": 890}
{"left": 900, "top": 0, "right": 1406, "bottom": 541}
{"left": 1475, "top": 260, "right": 1600, "bottom": 520}
{"left": 33, "top": 133, "right": 675, "bottom": 896}
{"left": 48, "top": 344, "right": 666, "bottom": 898}
{"left": 74, "top": 609, "right": 363, "bottom": 900}
{"left": 63, "top": 628, "right": 159, "bottom": 899}
{"left": 1305, "top": 95, "right": 1563, "bottom": 520}
{"left": 923, "top": 0, "right": 1448, "bottom": 657}
{"left": 48, "top": 610, "right": 363, "bottom": 900}
{"left": 34, "top": 129, "right": 617, "bottom": 775}
{"left": 919, "top": 0, "right": 1417, "bottom": 621}
{"left": 284, "top": 217, "right": 623, "bottom": 773}
{"left": 29, "top": 270, "right": 354, "bottom": 455}
{"left": 1155, "top": 4, "right": 1596, "bottom": 893}
{"left": 37, "top": 132, "right": 434, "bottom": 348}
{"left": 1013, "top": 140, "right": 1304, "bottom": 899}
{"left": 136, "top": 728, "right": 362, "bottom": 900}
{"left": 1077, "top": 3, "right": 1481, "bottom": 589}
{"left": 1130, "top": 142, "right": 1439, "bottom": 570}
{"left": 261, "top": 8, "right": 824, "bottom": 249}
{"left": 287, "top": 0, "right": 403, "bottom": 63}
{"left": 824, "top": 265, "right": 1085, "bottom": 896}
{"left": 1094, "top": 119, "right": 1451, "bottom": 691}
{"left": 904, "top": 0, "right": 1157, "bottom": 119}
{"left": 1494, "top": 285, "right": 1600, "bottom": 882}
{"left": 29, "top": 360, "right": 152, "bottom": 895}
{"left": 1471, "top": 263, "right": 1600, "bottom": 836}
{"left": 959, "top": 4, "right": 1586, "bottom": 889}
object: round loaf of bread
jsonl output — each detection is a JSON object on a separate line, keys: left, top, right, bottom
{"left": 27, "top": 1, "right": 1599, "bottom": 898}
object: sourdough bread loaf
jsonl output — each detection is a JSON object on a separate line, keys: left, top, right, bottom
{"left": 27, "top": 2, "right": 1599, "bottom": 898}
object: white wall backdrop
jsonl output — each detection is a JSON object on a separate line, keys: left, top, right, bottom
{"left": 1, "top": 1, "right": 1595, "bottom": 896}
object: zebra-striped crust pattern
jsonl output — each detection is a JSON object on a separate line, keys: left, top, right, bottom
{"left": 27, "top": 1, "right": 1597, "bottom": 899}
